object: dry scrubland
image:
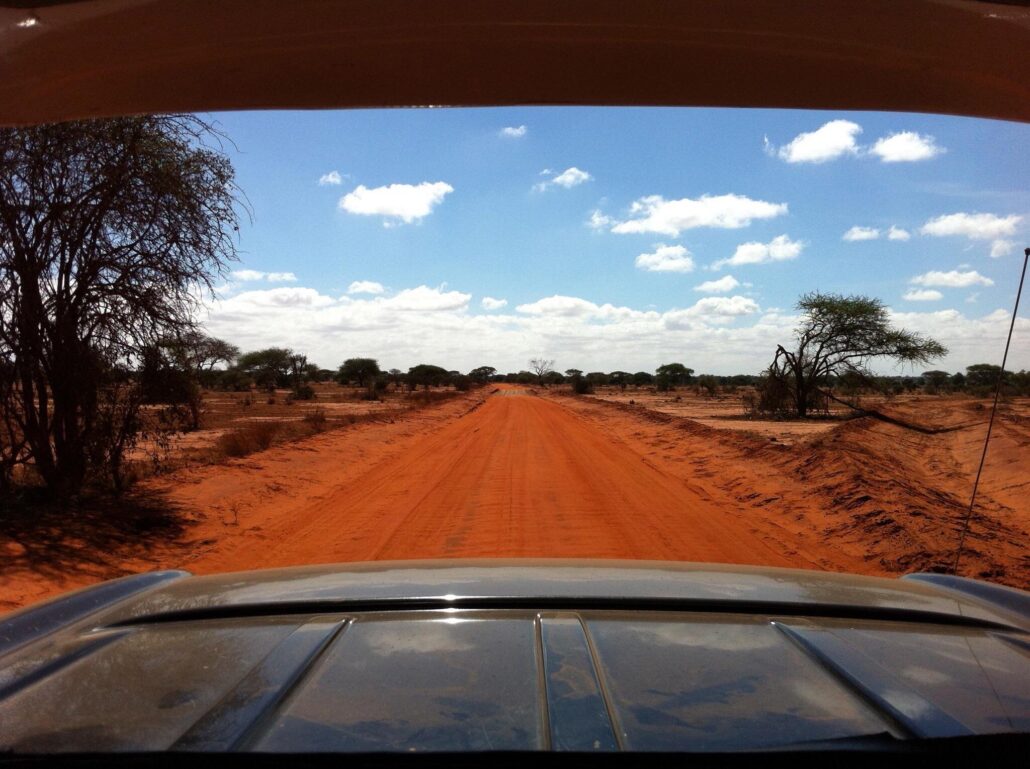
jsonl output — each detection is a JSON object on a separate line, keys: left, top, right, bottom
{"left": 2, "top": 383, "right": 1028, "bottom": 612}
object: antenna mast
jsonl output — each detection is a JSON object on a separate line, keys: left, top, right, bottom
{"left": 952, "top": 246, "right": 1029, "bottom": 574}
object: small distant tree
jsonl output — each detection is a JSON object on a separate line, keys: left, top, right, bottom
{"left": 337, "top": 358, "right": 381, "bottom": 388}
{"left": 632, "top": 371, "right": 654, "bottom": 386}
{"left": 769, "top": 292, "right": 947, "bottom": 417}
{"left": 609, "top": 371, "right": 631, "bottom": 390}
{"left": 386, "top": 368, "right": 405, "bottom": 390}
{"left": 567, "top": 370, "right": 593, "bottom": 395}
{"left": 656, "top": 363, "right": 694, "bottom": 388}
{"left": 407, "top": 364, "right": 449, "bottom": 390}
{"left": 529, "top": 358, "right": 555, "bottom": 385}
{"left": 965, "top": 363, "right": 1006, "bottom": 395}
{"left": 564, "top": 368, "right": 583, "bottom": 379}
{"left": 922, "top": 370, "right": 950, "bottom": 395}
{"left": 697, "top": 375, "right": 718, "bottom": 397}
{"left": 237, "top": 348, "right": 295, "bottom": 391}
{"left": 469, "top": 366, "right": 497, "bottom": 383}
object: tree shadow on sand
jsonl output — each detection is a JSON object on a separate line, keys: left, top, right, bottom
{"left": 0, "top": 489, "right": 191, "bottom": 592}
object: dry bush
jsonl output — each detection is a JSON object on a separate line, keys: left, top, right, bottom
{"left": 406, "top": 390, "right": 457, "bottom": 406}
{"left": 215, "top": 421, "right": 282, "bottom": 458}
{"left": 303, "top": 407, "right": 328, "bottom": 431}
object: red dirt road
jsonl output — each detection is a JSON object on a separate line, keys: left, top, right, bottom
{"left": 8, "top": 386, "right": 1024, "bottom": 611}
{"left": 180, "top": 388, "right": 796, "bottom": 573}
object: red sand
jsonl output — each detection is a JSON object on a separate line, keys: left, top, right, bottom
{"left": 2, "top": 386, "right": 1027, "bottom": 612}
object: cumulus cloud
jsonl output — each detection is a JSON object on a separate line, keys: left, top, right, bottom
{"left": 347, "top": 280, "right": 385, "bottom": 295}
{"left": 773, "top": 120, "right": 862, "bottom": 163}
{"left": 920, "top": 212, "right": 1022, "bottom": 258}
{"left": 870, "top": 131, "right": 944, "bottom": 162}
{"left": 231, "top": 270, "right": 297, "bottom": 283}
{"left": 499, "top": 125, "right": 527, "bottom": 138}
{"left": 516, "top": 295, "right": 605, "bottom": 317}
{"left": 534, "top": 167, "right": 592, "bottom": 192}
{"left": 888, "top": 226, "right": 911, "bottom": 241}
{"left": 380, "top": 285, "right": 470, "bottom": 312}
{"left": 587, "top": 209, "right": 613, "bottom": 230}
{"left": 694, "top": 275, "right": 740, "bottom": 293}
{"left": 712, "top": 234, "right": 804, "bottom": 269}
{"left": 201, "top": 285, "right": 1028, "bottom": 375}
{"left": 611, "top": 194, "right": 787, "bottom": 237}
{"left": 910, "top": 269, "right": 994, "bottom": 288}
{"left": 318, "top": 170, "right": 343, "bottom": 186}
{"left": 634, "top": 244, "right": 695, "bottom": 273}
{"left": 843, "top": 226, "right": 880, "bottom": 241}
{"left": 990, "top": 239, "right": 1015, "bottom": 258}
{"left": 481, "top": 296, "right": 508, "bottom": 310}
{"left": 902, "top": 289, "right": 943, "bottom": 302}
{"left": 921, "top": 212, "right": 1021, "bottom": 239}
{"left": 231, "top": 269, "right": 266, "bottom": 282}
{"left": 339, "top": 181, "right": 454, "bottom": 224}
{"left": 665, "top": 296, "right": 761, "bottom": 328}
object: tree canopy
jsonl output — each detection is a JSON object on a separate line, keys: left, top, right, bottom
{"left": 770, "top": 292, "right": 947, "bottom": 416}
{"left": 0, "top": 116, "right": 240, "bottom": 495}
{"left": 337, "top": 358, "right": 381, "bottom": 387}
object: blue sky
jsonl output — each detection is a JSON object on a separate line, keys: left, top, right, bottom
{"left": 201, "top": 107, "right": 1029, "bottom": 375}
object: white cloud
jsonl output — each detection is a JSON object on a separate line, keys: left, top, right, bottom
{"left": 516, "top": 295, "right": 604, "bottom": 317}
{"left": 611, "top": 194, "right": 787, "bottom": 237}
{"left": 665, "top": 296, "right": 761, "bottom": 328}
{"left": 499, "top": 125, "right": 527, "bottom": 138}
{"left": 694, "top": 275, "right": 740, "bottom": 293}
{"left": 534, "top": 167, "right": 592, "bottom": 192}
{"left": 870, "top": 131, "right": 944, "bottom": 162}
{"left": 634, "top": 244, "right": 695, "bottom": 273}
{"left": 587, "top": 209, "right": 613, "bottom": 230}
{"left": 774, "top": 120, "right": 862, "bottom": 163}
{"left": 902, "top": 289, "right": 943, "bottom": 302}
{"left": 225, "top": 287, "right": 335, "bottom": 308}
{"left": 339, "top": 181, "right": 454, "bottom": 224}
{"left": 231, "top": 270, "right": 297, "bottom": 283}
{"left": 712, "top": 234, "right": 804, "bottom": 269}
{"left": 200, "top": 286, "right": 1029, "bottom": 375}
{"left": 347, "top": 280, "right": 385, "bottom": 295}
{"left": 380, "top": 285, "right": 470, "bottom": 312}
{"left": 910, "top": 270, "right": 994, "bottom": 288}
{"left": 920, "top": 212, "right": 1021, "bottom": 240}
{"left": 843, "top": 226, "right": 880, "bottom": 241}
{"left": 481, "top": 296, "right": 508, "bottom": 310}
{"left": 318, "top": 170, "right": 343, "bottom": 186}
{"left": 231, "top": 269, "right": 266, "bottom": 282}
{"left": 990, "top": 239, "right": 1015, "bottom": 258}
{"left": 265, "top": 272, "right": 297, "bottom": 283}
{"left": 888, "top": 226, "right": 911, "bottom": 241}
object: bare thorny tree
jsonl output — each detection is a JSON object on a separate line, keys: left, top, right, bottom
{"left": 0, "top": 115, "right": 241, "bottom": 498}
{"left": 769, "top": 292, "right": 947, "bottom": 417}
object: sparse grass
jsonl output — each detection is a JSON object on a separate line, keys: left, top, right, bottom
{"left": 405, "top": 390, "right": 460, "bottom": 406}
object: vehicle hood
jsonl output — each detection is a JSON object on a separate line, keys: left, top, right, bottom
{"left": 1, "top": 559, "right": 1028, "bottom": 752}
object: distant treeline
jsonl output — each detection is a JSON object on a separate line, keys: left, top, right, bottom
{"left": 191, "top": 346, "right": 1030, "bottom": 400}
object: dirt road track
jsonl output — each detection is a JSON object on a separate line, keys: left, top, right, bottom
{"left": 178, "top": 388, "right": 797, "bottom": 573}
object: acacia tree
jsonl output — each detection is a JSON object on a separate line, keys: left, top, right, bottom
{"left": 337, "top": 358, "right": 381, "bottom": 388}
{"left": 0, "top": 116, "right": 240, "bottom": 496}
{"left": 770, "top": 292, "right": 946, "bottom": 417}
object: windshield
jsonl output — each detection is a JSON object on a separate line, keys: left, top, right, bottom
{"left": 1, "top": 106, "right": 1028, "bottom": 611}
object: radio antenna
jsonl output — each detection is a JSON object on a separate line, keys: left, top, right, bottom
{"left": 952, "top": 246, "right": 1028, "bottom": 575}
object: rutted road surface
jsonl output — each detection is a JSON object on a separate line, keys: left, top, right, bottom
{"left": 176, "top": 387, "right": 797, "bottom": 573}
